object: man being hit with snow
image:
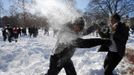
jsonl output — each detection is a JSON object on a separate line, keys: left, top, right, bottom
{"left": 98, "top": 13, "right": 129, "bottom": 75}
{"left": 45, "top": 17, "right": 111, "bottom": 75}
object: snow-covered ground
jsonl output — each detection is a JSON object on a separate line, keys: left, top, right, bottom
{"left": 0, "top": 29, "right": 133, "bottom": 75}
{"left": 126, "top": 34, "right": 134, "bottom": 49}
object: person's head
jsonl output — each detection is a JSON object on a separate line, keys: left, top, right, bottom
{"left": 110, "top": 13, "right": 121, "bottom": 25}
{"left": 70, "top": 17, "right": 85, "bottom": 33}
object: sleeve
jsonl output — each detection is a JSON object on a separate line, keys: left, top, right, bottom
{"left": 75, "top": 38, "right": 111, "bottom": 48}
{"left": 113, "top": 23, "right": 129, "bottom": 42}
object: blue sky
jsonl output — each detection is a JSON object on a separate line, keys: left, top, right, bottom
{"left": 2, "top": 0, "right": 89, "bottom": 10}
{"left": 1, "top": 0, "right": 12, "bottom": 16}
{"left": 75, "top": 0, "right": 89, "bottom": 11}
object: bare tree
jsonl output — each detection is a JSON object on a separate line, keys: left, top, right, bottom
{"left": 9, "top": 5, "right": 18, "bottom": 16}
{"left": 14, "top": 0, "right": 31, "bottom": 27}
{"left": 87, "top": 0, "right": 134, "bottom": 19}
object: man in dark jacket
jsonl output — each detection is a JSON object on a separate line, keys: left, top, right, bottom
{"left": 2, "top": 25, "right": 13, "bottom": 42}
{"left": 98, "top": 13, "right": 129, "bottom": 75}
{"left": 45, "top": 17, "right": 111, "bottom": 75}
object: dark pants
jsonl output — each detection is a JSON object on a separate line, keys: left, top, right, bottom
{"left": 3, "top": 35, "right": 7, "bottom": 41}
{"left": 3, "top": 34, "right": 12, "bottom": 42}
{"left": 14, "top": 33, "right": 19, "bottom": 39}
{"left": 45, "top": 55, "right": 77, "bottom": 75}
{"left": 104, "top": 51, "right": 123, "bottom": 75}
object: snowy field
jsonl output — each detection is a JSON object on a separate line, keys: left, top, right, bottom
{"left": 0, "top": 29, "right": 134, "bottom": 75}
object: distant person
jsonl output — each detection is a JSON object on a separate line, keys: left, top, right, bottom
{"left": 22, "top": 28, "right": 27, "bottom": 35}
{"left": 33, "top": 27, "right": 38, "bottom": 37}
{"left": 13, "top": 26, "right": 19, "bottom": 42}
{"left": 2, "top": 25, "right": 13, "bottom": 42}
{"left": 18, "top": 27, "right": 22, "bottom": 36}
{"left": 28, "top": 27, "right": 38, "bottom": 38}
{"left": 28, "top": 27, "right": 33, "bottom": 37}
{"left": 2, "top": 27, "right": 7, "bottom": 41}
{"left": 98, "top": 13, "right": 129, "bottom": 75}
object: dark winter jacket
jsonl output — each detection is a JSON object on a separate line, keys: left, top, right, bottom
{"left": 98, "top": 22, "right": 129, "bottom": 57}
{"left": 2, "top": 27, "right": 13, "bottom": 37}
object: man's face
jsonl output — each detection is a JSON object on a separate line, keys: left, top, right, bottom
{"left": 110, "top": 17, "right": 116, "bottom": 25}
{"left": 72, "top": 24, "right": 82, "bottom": 33}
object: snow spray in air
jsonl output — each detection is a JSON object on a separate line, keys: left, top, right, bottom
{"left": 29, "top": 0, "right": 84, "bottom": 44}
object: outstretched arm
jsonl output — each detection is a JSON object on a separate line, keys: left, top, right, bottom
{"left": 75, "top": 38, "right": 111, "bottom": 48}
